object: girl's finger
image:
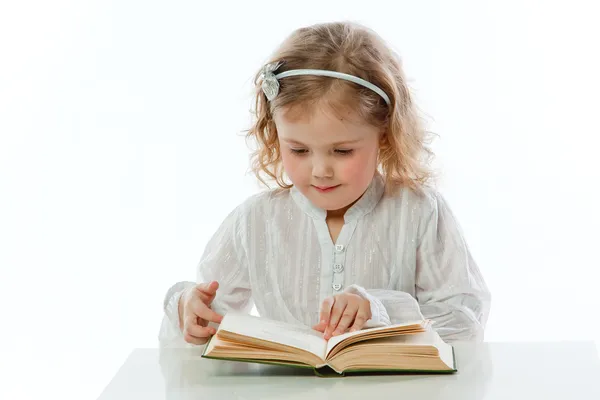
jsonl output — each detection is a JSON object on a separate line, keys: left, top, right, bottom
{"left": 314, "top": 297, "right": 334, "bottom": 332}
{"left": 333, "top": 302, "right": 359, "bottom": 336}
{"left": 197, "top": 304, "right": 224, "bottom": 324}
{"left": 182, "top": 315, "right": 216, "bottom": 345}
{"left": 325, "top": 297, "right": 348, "bottom": 340}
{"left": 185, "top": 315, "right": 216, "bottom": 337}
{"left": 348, "top": 301, "right": 371, "bottom": 332}
{"left": 195, "top": 281, "right": 219, "bottom": 303}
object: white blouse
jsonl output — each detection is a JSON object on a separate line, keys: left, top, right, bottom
{"left": 158, "top": 175, "right": 491, "bottom": 348}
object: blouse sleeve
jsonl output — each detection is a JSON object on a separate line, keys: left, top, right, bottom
{"left": 158, "top": 203, "right": 254, "bottom": 348}
{"left": 345, "top": 191, "right": 491, "bottom": 342}
{"left": 413, "top": 191, "right": 491, "bottom": 342}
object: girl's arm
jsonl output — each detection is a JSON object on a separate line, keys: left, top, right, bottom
{"left": 346, "top": 191, "right": 491, "bottom": 342}
{"left": 158, "top": 204, "right": 253, "bottom": 348}
{"left": 413, "top": 191, "right": 491, "bottom": 342}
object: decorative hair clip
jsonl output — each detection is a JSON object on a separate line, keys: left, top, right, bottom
{"left": 260, "top": 61, "right": 284, "bottom": 101}
{"left": 259, "top": 60, "right": 391, "bottom": 106}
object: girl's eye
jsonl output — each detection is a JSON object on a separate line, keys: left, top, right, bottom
{"left": 289, "top": 148, "right": 353, "bottom": 155}
{"left": 290, "top": 148, "right": 308, "bottom": 155}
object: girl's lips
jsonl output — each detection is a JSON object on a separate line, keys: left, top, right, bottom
{"left": 313, "top": 185, "right": 340, "bottom": 193}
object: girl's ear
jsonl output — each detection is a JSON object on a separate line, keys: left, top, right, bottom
{"left": 378, "top": 129, "right": 388, "bottom": 148}
{"left": 377, "top": 131, "right": 387, "bottom": 163}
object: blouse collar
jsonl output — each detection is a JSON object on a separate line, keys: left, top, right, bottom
{"left": 290, "top": 174, "right": 385, "bottom": 222}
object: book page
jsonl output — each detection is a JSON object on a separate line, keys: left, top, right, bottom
{"left": 418, "top": 329, "right": 455, "bottom": 369}
{"left": 325, "top": 320, "right": 426, "bottom": 356}
{"left": 360, "top": 329, "right": 455, "bottom": 369}
{"left": 218, "top": 312, "right": 327, "bottom": 359}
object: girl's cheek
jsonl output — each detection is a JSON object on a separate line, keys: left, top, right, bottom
{"left": 340, "top": 153, "right": 375, "bottom": 180}
{"left": 282, "top": 154, "right": 302, "bottom": 180}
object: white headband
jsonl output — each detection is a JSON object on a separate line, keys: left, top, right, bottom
{"left": 260, "top": 61, "right": 391, "bottom": 106}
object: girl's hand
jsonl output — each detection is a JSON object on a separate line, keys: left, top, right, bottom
{"left": 312, "top": 293, "right": 371, "bottom": 340}
{"left": 178, "top": 281, "right": 224, "bottom": 345}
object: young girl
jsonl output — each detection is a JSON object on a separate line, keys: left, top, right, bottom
{"left": 159, "top": 21, "right": 490, "bottom": 348}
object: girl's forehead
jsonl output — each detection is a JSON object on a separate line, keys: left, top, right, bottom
{"left": 274, "top": 104, "right": 379, "bottom": 145}
{"left": 276, "top": 100, "right": 370, "bottom": 129}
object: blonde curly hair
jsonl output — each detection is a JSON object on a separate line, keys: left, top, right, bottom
{"left": 245, "top": 21, "right": 436, "bottom": 193}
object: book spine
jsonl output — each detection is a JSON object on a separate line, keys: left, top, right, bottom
{"left": 313, "top": 365, "right": 344, "bottom": 377}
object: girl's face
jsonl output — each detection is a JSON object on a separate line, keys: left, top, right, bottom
{"left": 274, "top": 104, "right": 381, "bottom": 215}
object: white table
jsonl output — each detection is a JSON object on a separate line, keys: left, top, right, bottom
{"left": 98, "top": 342, "right": 600, "bottom": 399}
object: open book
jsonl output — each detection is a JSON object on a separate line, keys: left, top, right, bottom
{"left": 202, "top": 312, "right": 456, "bottom": 376}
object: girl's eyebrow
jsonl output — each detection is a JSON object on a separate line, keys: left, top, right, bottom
{"left": 281, "top": 138, "right": 363, "bottom": 146}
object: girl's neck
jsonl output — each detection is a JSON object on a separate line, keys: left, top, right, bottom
{"left": 325, "top": 191, "right": 363, "bottom": 220}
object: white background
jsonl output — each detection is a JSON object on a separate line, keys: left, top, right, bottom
{"left": 1, "top": 0, "right": 599, "bottom": 399}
